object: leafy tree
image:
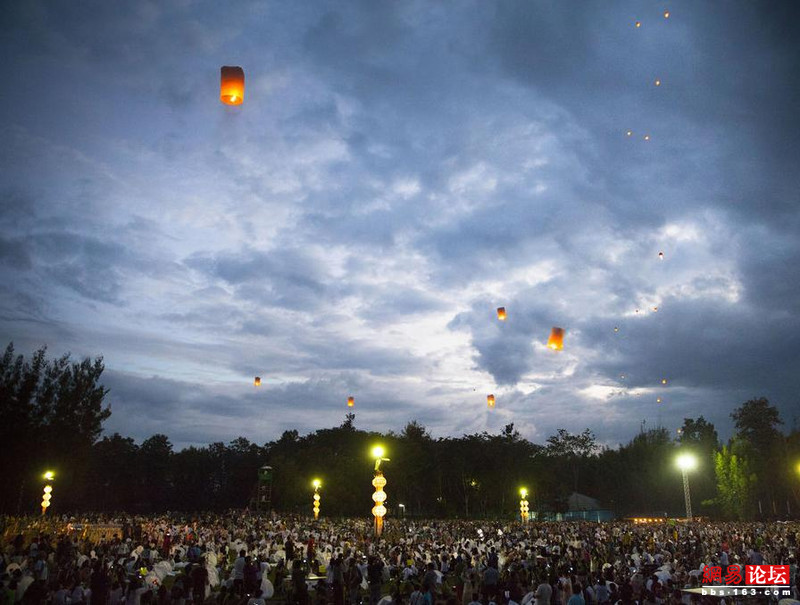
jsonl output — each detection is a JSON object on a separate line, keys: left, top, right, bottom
{"left": 138, "top": 434, "right": 173, "bottom": 511}
{"left": 86, "top": 433, "right": 139, "bottom": 510}
{"left": 731, "top": 398, "right": 783, "bottom": 448}
{"left": 0, "top": 343, "right": 110, "bottom": 513}
{"left": 546, "top": 428, "right": 597, "bottom": 495}
{"left": 731, "top": 398, "right": 786, "bottom": 517}
{"left": 393, "top": 420, "right": 434, "bottom": 515}
{"left": 715, "top": 443, "right": 756, "bottom": 519}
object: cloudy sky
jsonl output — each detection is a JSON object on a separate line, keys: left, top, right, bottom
{"left": 2, "top": 1, "right": 798, "bottom": 450}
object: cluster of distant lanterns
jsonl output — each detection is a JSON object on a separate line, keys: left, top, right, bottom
{"left": 622, "top": 11, "right": 674, "bottom": 404}
{"left": 225, "top": 24, "right": 674, "bottom": 410}
{"left": 628, "top": 9, "right": 670, "bottom": 141}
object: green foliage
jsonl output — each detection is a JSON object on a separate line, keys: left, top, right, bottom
{"left": 0, "top": 342, "right": 110, "bottom": 512}
{"left": 731, "top": 398, "right": 783, "bottom": 448}
{"left": 729, "top": 398, "right": 790, "bottom": 518}
{"left": 599, "top": 428, "right": 683, "bottom": 516}
{"left": 714, "top": 443, "right": 756, "bottom": 519}
{"left": 544, "top": 428, "right": 597, "bottom": 500}
{"left": 2, "top": 341, "right": 798, "bottom": 518}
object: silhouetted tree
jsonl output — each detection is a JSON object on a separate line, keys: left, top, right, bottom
{"left": 0, "top": 343, "right": 110, "bottom": 513}
{"left": 731, "top": 398, "right": 786, "bottom": 517}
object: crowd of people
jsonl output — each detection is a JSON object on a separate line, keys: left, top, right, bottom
{"left": 1, "top": 514, "right": 798, "bottom": 605}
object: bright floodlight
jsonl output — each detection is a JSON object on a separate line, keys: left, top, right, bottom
{"left": 371, "top": 445, "right": 385, "bottom": 459}
{"left": 43, "top": 471, "right": 55, "bottom": 481}
{"left": 519, "top": 487, "right": 528, "bottom": 498}
{"left": 676, "top": 453, "right": 697, "bottom": 471}
{"left": 312, "top": 479, "right": 321, "bottom": 489}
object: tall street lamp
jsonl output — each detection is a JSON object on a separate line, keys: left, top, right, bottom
{"left": 312, "top": 479, "right": 321, "bottom": 520}
{"left": 371, "top": 445, "right": 389, "bottom": 537}
{"left": 676, "top": 453, "right": 697, "bottom": 521}
{"left": 398, "top": 503, "right": 406, "bottom": 518}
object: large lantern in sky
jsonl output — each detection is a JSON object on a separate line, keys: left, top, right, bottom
{"left": 347, "top": 396, "right": 355, "bottom": 407}
{"left": 220, "top": 66, "right": 245, "bottom": 105}
{"left": 547, "top": 327, "right": 564, "bottom": 350}
{"left": 497, "top": 307, "right": 507, "bottom": 321}
{"left": 487, "top": 394, "right": 496, "bottom": 409}
{"left": 254, "top": 376, "right": 261, "bottom": 387}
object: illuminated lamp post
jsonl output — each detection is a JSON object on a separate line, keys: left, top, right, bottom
{"left": 371, "top": 445, "right": 390, "bottom": 538}
{"left": 676, "top": 453, "right": 697, "bottom": 521}
{"left": 312, "top": 479, "right": 321, "bottom": 520}
{"left": 519, "top": 487, "right": 529, "bottom": 523}
{"left": 41, "top": 471, "right": 55, "bottom": 516}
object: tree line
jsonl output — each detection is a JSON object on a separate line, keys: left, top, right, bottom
{"left": 1, "top": 343, "right": 798, "bottom": 519}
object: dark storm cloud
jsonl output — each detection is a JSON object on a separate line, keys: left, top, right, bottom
{"left": 360, "top": 286, "right": 448, "bottom": 322}
{"left": 1, "top": 0, "right": 798, "bottom": 447}
{"left": 0, "top": 237, "right": 33, "bottom": 270}
{"left": 186, "top": 247, "right": 326, "bottom": 289}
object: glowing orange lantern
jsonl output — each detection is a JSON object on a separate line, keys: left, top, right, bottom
{"left": 547, "top": 327, "right": 564, "bottom": 350}
{"left": 661, "top": 378, "right": 667, "bottom": 385}
{"left": 654, "top": 79, "right": 662, "bottom": 87}
{"left": 254, "top": 376, "right": 261, "bottom": 387}
{"left": 487, "top": 394, "right": 495, "bottom": 409}
{"left": 497, "top": 307, "right": 507, "bottom": 321}
{"left": 347, "top": 396, "right": 354, "bottom": 407}
{"left": 635, "top": 21, "right": 641, "bottom": 28}
{"left": 663, "top": 10, "right": 670, "bottom": 18}
{"left": 220, "top": 66, "right": 245, "bottom": 105}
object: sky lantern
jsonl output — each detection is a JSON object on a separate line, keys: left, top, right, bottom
{"left": 635, "top": 21, "right": 641, "bottom": 28}
{"left": 657, "top": 397, "right": 662, "bottom": 403}
{"left": 254, "top": 376, "right": 261, "bottom": 387}
{"left": 664, "top": 10, "right": 670, "bottom": 18}
{"left": 347, "top": 396, "right": 355, "bottom": 407}
{"left": 497, "top": 307, "right": 507, "bottom": 321}
{"left": 658, "top": 251, "right": 665, "bottom": 260}
{"left": 220, "top": 66, "right": 245, "bottom": 105}
{"left": 547, "top": 327, "right": 564, "bottom": 350}
{"left": 614, "top": 327, "right": 619, "bottom": 332}
{"left": 626, "top": 130, "right": 633, "bottom": 137}
{"left": 662, "top": 378, "right": 668, "bottom": 385}
{"left": 654, "top": 79, "right": 662, "bottom": 87}
{"left": 652, "top": 306, "right": 659, "bottom": 312}
{"left": 487, "top": 394, "right": 496, "bottom": 409}
{"left": 643, "top": 134, "right": 651, "bottom": 141}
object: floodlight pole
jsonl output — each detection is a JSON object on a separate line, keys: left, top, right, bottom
{"left": 681, "top": 468, "right": 692, "bottom": 521}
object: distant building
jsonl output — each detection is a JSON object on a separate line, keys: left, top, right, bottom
{"left": 537, "top": 492, "right": 615, "bottom": 522}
